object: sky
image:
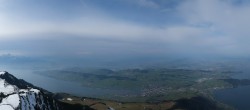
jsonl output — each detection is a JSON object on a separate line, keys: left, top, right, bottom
{"left": 1, "top": 0, "right": 250, "bottom": 62}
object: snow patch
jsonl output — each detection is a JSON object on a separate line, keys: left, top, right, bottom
{"left": 0, "top": 71, "right": 58, "bottom": 110}
{"left": 108, "top": 107, "right": 115, "bottom": 110}
{"left": 0, "top": 94, "right": 20, "bottom": 109}
{"left": 0, "top": 105, "right": 14, "bottom": 110}
{"left": 30, "top": 88, "right": 40, "bottom": 93}
{"left": 0, "top": 71, "right": 6, "bottom": 75}
{"left": 67, "top": 98, "right": 73, "bottom": 101}
{"left": 0, "top": 79, "right": 16, "bottom": 95}
{"left": 19, "top": 89, "right": 28, "bottom": 93}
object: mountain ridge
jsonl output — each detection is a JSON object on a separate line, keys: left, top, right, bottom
{"left": 0, "top": 71, "right": 92, "bottom": 110}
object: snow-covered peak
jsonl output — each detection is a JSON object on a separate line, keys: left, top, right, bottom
{"left": 0, "top": 71, "right": 6, "bottom": 75}
{"left": 0, "top": 79, "right": 16, "bottom": 95}
{"left": 0, "top": 71, "right": 60, "bottom": 110}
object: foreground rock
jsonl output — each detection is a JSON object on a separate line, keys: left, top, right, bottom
{"left": 0, "top": 71, "right": 92, "bottom": 110}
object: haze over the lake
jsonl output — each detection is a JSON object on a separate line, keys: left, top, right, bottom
{"left": 1, "top": 0, "right": 250, "bottom": 66}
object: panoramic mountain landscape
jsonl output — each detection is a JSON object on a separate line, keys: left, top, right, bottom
{"left": 0, "top": 70, "right": 244, "bottom": 110}
{"left": 2, "top": 0, "right": 250, "bottom": 110}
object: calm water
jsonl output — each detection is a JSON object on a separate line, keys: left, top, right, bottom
{"left": 214, "top": 71, "right": 250, "bottom": 110}
{"left": 1, "top": 67, "right": 135, "bottom": 100}
{"left": 214, "top": 85, "right": 250, "bottom": 110}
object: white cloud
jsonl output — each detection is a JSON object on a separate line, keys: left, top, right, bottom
{"left": 0, "top": 9, "right": 206, "bottom": 42}
{"left": 175, "top": 0, "right": 250, "bottom": 55}
{"left": 0, "top": 50, "right": 28, "bottom": 56}
{"left": 179, "top": 0, "right": 250, "bottom": 37}
{"left": 1, "top": 0, "right": 250, "bottom": 56}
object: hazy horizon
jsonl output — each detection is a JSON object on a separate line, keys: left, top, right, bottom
{"left": 1, "top": 0, "right": 250, "bottom": 65}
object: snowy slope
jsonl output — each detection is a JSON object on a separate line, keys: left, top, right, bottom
{"left": 0, "top": 71, "right": 59, "bottom": 110}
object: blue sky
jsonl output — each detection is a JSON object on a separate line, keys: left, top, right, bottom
{"left": 0, "top": 0, "right": 250, "bottom": 60}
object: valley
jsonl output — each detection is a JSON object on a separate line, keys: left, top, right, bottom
{"left": 34, "top": 68, "right": 250, "bottom": 110}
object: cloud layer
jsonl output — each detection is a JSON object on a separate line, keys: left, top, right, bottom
{"left": 0, "top": 0, "right": 250, "bottom": 58}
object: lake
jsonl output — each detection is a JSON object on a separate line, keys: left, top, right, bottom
{"left": 1, "top": 67, "right": 136, "bottom": 101}
{"left": 214, "top": 70, "right": 250, "bottom": 110}
{"left": 214, "top": 85, "right": 250, "bottom": 110}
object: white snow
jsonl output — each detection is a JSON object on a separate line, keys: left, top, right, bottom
{"left": 67, "top": 98, "right": 73, "bottom": 101}
{"left": 19, "top": 89, "right": 28, "bottom": 93}
{"left": 0, "top": 74, "right": 19, "bottom": 110}
{"left": 0, "top": 79, "right": 15, "bottom": 95}
{"left": 0, "top": 71, "right": 6, "bottom": 75}
{"left": 19, "top": 88, "right": 48, "bottom": 110}
{"left": 0, "top": 105, "right": 14, "bottom": 110}
{"left": 0, "top": 72, "right": 57, "bottom": 110}
{"left": 0, "top": 94, "right": 20, "bottom": 109}
{"left": 30, "top": 88, "right": 40, "bottom": 93}
{"left": 108, "top": 107, "right": 115, "bottom": 110}
{"left": 0, "top": 76, "right": 42, "bottom": 110}
{"left": 21, "top": 92, "right": 37, "bottom": 110}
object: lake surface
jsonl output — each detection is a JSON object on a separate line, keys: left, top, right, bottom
{"left": 214, "top": 85, "right": 250, "bottom": 110}
{"left": 0, "top": 67, "right": 136, "bottom": 101}
{"left": 214, "top": 70, "right": 250, "bottom": 110}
